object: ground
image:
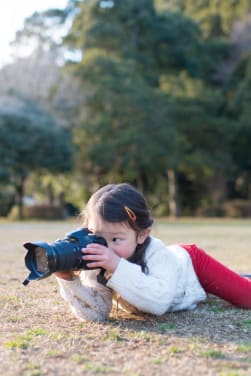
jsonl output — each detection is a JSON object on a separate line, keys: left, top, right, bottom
{"left": 0, "top": 219, "right": 251, "bottom": 376}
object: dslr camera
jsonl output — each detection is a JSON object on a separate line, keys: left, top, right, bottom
{"left": 23, "top": 228, "right": 107, "bottom": 285}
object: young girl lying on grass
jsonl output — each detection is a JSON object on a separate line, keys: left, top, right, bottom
{"left": 55, "top": 183, "right": 251, "bottom": 321}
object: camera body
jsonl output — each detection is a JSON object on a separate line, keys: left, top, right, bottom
{"left": 23, "top": 228, "right": 107, "bottom": 285}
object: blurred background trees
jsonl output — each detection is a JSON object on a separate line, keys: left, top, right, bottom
{"left": 0, "top": 96, "right": 73, "bottom": 218}
{"left": 1, "top": 0, "right": 251, "bottom": 219}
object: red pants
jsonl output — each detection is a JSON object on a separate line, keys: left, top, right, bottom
{"left": 182, "top": 244, "right": 251, "bottom": 309}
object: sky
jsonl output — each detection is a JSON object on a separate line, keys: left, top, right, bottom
{"left": 0, "top": 0, "right": 68, "bottom": 67}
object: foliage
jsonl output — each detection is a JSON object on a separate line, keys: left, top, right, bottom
{"left": 2, "top": 0, "right": 251, "bottom": 216}
{"left": 221, "top": 52, "right": 251, "bottom": 197}
{"left": 0, "top": 113, "right": 72, "bottom": 181}
{"left": 0, "top": 98, "right": 73, "bottom": 218}
{"left": 157, "top": 0, "right": 251, "bottom": 37}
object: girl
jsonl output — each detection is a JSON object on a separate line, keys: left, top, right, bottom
{"left": 55, "top": 183, "right": 251, "bottom": 321}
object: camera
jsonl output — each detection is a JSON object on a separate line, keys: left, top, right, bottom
{"left": 22, "top": 228, "right": 107, "bottom": 285}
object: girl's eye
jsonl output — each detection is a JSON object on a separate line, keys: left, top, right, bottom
{"left": 112, "top": 237, "right": 121, "bottom": 244}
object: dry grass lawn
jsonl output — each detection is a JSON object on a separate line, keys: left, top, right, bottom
{"left": 0, "top": 219, "right": 251, "bottom": 376}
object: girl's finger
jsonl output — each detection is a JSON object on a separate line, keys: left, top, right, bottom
{"left": 86, "top": 261, "right": 104, "bottom": 268}
{"left": 86, "top": 243, "right": 104, "bottom": 249}
{"left": 82, "top": 247, "right": 102, "bottom": 254}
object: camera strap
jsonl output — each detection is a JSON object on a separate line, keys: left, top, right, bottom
{"left": 97, "top": 268, "right": 108, "bottom": 286}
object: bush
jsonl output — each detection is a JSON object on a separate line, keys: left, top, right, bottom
{"left": 8, "top": 205, "right": 64, "bottom": 220}
{"left": 0, "top": 190, "right": 15, "bottom": 216}
{"left": 222, "top": 200, "right": 251, "bottom": 218}
{"left": 195, "top": 205, "right": 223, "bottom": 217}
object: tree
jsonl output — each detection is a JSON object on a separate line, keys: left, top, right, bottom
{"left": 0, "top": 48, "right": 82, "bottom": 129}
{"left": 63, "top": 0, "right": 219, "bottom": 216}
{"left": 0, "top": 97, "right": 73, "bottom": 219}
{"left": 221, "top": 52, "right": 251, "bottom": 199}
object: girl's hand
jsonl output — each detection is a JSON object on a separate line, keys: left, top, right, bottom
{"left": 82, "top": 244, "right": 120, "bottom": 273}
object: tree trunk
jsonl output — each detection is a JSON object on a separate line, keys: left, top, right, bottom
{"left": 207, "top": 174, "right": 228, "bottom": 203}
{"left": 47, "top": 183, "right": 54, "bottom": 206}
{"left": 167, "top": 168, "right": 180, "bottom": 218}
{"left": 16, "top": 176, "right": 25, "bottom": 220}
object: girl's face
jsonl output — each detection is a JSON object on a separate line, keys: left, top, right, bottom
{"left": 87, "top": 213, "right": 150, "bottom": 260}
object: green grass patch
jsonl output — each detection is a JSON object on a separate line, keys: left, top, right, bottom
{"left": 24, "top": 362, "right": 41, "bottom": 371}
{"left": 168, "top": 345, "right": 182, "bottom": 354}
{"left": 83, "top": 362, "right": 114, "bottom": 373}
{"left": 243, "top": 319, "right": 251, "bottom": 328}
{"left": 71, "top": 354, "right": 89, "bottom": 363}
{"left": 211, "top": 307, "right": 227, "bottom": 313}
{"left": 26, "top": 328, "right": 48, "bottom": 336}
{"left": 4, "top": 335, "right": 30, "bottom": 350}
{"left": 201, "top": 350, "right": 227, "bottom": 359}
{"left": 137, "top": 330, "right": 152, "bottom": 341}
{"left": 237, "top": 342, "right": 251, "bottom": 353}
{"left": 4, "top": 328, "right": 49, "bottom": 350}
{"left": 49, "top": 332, "right": 68, "bottom": 340}
{"left": 103, "top": 330, "right": 126, "bottom": 342}
{"left": 158, "top": 323, "right": 176, "bottom": 332}
{"left": 151, "top": 356, "right": 165, "bottom": 364}
{"left": 47, "top": 349, "right": 64, "bottom": 358}
{"left": 217, "top": 372, "right": 247, "bottom": 376}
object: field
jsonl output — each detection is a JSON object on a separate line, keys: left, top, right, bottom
{"left": 0, "top": 219, "right": 251, "bottom": 376}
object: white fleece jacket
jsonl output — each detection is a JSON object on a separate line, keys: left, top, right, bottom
{"left": 56, "top": 237, "right": 206, "bottom": 321}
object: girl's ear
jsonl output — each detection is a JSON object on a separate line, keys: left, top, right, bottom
{"left": 137, "top": 227, "right": 151, "bottom": 244}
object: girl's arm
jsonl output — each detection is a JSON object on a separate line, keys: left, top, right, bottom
{"left": 106, "top": 256, "right": 178, "bottom": 315}
{"left": 55, "top": 270, "right": 112, "bottom": 321}
{"left": 106, "top": 242, "right": 201, "bottom": 315}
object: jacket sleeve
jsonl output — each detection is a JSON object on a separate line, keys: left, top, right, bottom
{"left": 106, "top": 242, "right": 180, "bottom": 316}
{"left": 55, "top": 270, "right": 112, "bottom": 322}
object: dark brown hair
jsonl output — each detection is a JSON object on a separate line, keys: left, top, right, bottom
{"left": 81, "top": 183, "right": 153, "bottom": 273}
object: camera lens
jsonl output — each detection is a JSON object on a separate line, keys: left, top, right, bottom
{"left": 35, "top": 247, "right": 49, "bottom": 274}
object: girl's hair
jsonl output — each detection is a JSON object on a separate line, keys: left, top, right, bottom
{"left": 81, "top": 183, "right": 153, "bottom": 273}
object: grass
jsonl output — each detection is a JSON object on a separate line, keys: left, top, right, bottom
{"left": 0, "top": 219, "right": 251, "bottom": 375}
{"left": 201, "top": 350, "right": 227, "bottom": 359}
{"left": 158, "top": 323, "right": 176, "bottom": 332}
{"left": 237, "top": 343, "right": 251, "bottom": 353}
{"left": 243, "top": 319, "right": 251, "bottom": 328}
{"left": 4, "top": 328, "right": 49, "bottom": 350}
